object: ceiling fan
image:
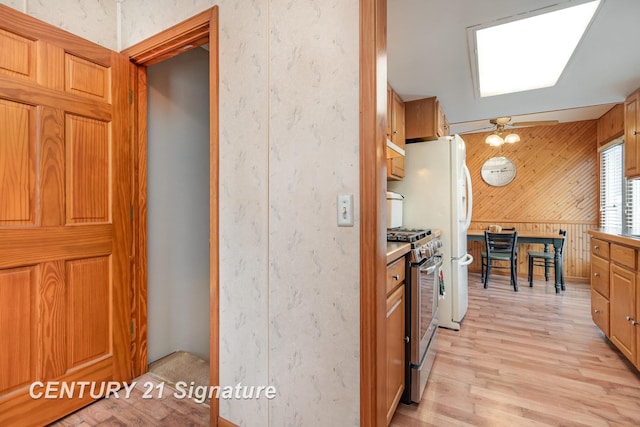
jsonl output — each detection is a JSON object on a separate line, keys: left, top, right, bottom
{"left": 464, "top": 116, "right": 559, "bottom": 146}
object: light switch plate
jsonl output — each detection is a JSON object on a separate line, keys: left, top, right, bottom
{"left": 337, "top": 194, "right": 354, "bottom": 227}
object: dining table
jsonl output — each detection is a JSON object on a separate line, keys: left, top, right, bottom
{"left": 467, "top": 229, "right": 566, "bottom": 293}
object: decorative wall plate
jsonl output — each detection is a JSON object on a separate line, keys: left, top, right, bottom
{"left": 481, "top": 156, "right": 516, "bottom": 186}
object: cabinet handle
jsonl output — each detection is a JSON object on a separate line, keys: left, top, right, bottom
{"left": 393, "top": 130, "right": 398, "bottom": 135}
{"left": 594, "top": 245, "right": 599, "bottom": 250}
{"left": 594, "top": 309, "right": 601, "bottom": 314}
{"left": 635, "top": 130, "right": 639, "bottom": 136}
{"left": 404, "top": 336, "right": 410, "bottom": 343}
{"left": 393, "top": 274, "right": 400, "bottom": 280}
{"left": 626, "top": 316, "right": 638, "bottom": 325}
{"left": 594, "top": 272, "right": 600, "bottom": 277}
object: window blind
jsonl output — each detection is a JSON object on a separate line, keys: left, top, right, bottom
{"left": 600, "top": 144, "right": 623, "bottom": 228}
{"left": 625, "top": 178, "right": 640, "bottom": 231}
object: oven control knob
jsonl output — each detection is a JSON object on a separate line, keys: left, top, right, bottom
{"left": 420, "top": 246, "right": 432, "bottom": 258}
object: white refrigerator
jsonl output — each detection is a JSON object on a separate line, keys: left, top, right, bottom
{"left": 388, "top": 134, "right": 474, "bottom": 330}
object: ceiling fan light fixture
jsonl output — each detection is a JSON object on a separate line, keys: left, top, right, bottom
{"left": 485, "top": 133, "right": 504, "bottom": 146}
{"left": 504, "top": 133, "right": 521, "bottom": 144}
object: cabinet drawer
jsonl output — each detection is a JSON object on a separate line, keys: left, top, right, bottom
{"left": 386, "top": 257, "right": 406, "bottom": 294}
{"left": 611, "top": 243, "right": 636, "bottom": 269}
{"left": 590, "top": 289, "right": 610, "bottom": 337}
{"left": 591, "top": 255, "right": 610, "bottom": 298}
{"left": 591, "top": 238, "right": 610, "bottom": 259}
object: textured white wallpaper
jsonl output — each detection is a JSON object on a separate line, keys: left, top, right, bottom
{"left": 267, "top": 0, "right": 360, "bottom": 425}
{"left": 0, "top": 0, "right": 25, "bottom": 12}
{"left": 1, "top": 0, "right": 116, "bottom": 49}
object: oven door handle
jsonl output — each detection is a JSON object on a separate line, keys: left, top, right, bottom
{"left": 417, "top": 260, "right": 438, "bottom": 274}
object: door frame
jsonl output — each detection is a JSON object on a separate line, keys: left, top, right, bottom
{"left": 121, "top": 7, "right": 224, "bottom": 426}
{"left": 359, "top": 0, "right": 387, "bottom": 425}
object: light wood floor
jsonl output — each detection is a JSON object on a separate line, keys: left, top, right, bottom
{"left": 49, "top": 375, "right": 210, "bottom": 426}
{"left": 391, "top": 273, "right": 640, "bottom": 427}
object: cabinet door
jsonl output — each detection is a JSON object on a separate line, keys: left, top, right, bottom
{"left": 387, "top": 90, "right": 405, "bottom": 180}
{"left": 591, "top": 255, "right": 610, "bottom": 298}
{"left": 436, "top": 99, "right": 448, "bottom": 137}
{"left": 610, "top": 264, "right": 636, "bottom": 361}
{"left": 591, "top": 289, "right": 610, "bottom": 336}
{"left": 386, "top": 285, "right": 405, "bottom": 425}
{"left": 386, "top": 84, "right": 393, "bottom": 141}
{"left": 625, "top": 91, "right": 639, "bottom": 178}
{"left": 597, "top": 103, "right": 624, "bottom": 146}
{"left": 637, "top": 275, "right": 640, "bottom": 369}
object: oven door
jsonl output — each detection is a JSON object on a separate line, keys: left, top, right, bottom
{"left": 410, "top": 256, "right": 441, "bottom": 365}
{"left": 406, "top": 255, "right": 442, "bottom": 403}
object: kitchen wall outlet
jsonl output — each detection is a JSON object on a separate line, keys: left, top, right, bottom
{"left": 337, "top": 194, "right": 354, "bottom": 227}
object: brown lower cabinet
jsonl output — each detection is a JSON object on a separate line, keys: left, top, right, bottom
{"left": 588, "top": 232, "right": 640, "bottom": 370}
{"left": 385, "top": 255, "right": 406, "bottom": 425}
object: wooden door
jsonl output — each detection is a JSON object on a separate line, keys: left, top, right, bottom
{"left": 0, "top": 6, "right": 133, "bottom": 426}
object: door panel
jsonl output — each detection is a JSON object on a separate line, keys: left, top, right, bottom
{"left": 65, "top": 54, "right": 110, "bottom": 101}
{"left": 66, "top": 115, "right": 110, "bottom": 223}
{"left": 0, "top": 99, "right": 36, "bottom": 225}
{"left": 0, "top": 267, "right": 36, "bottom": 395}
{"left": 67, "top": 257, "right": 111, "bottom": 368}
{"left": 0, "top": 28, "right": 36, "bottom": 80}
{"left": 0, "top": 5, "right": 133, "bottom": 426}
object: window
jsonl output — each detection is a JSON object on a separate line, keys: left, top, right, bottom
{"left": 600, "top": 143, "right": 623, "bottom": 228}
{"left": 599, "top": 141, "right": 640, "bottom": 231}
{"left": 625, "top": 179, "right": 640, "bottom": 231}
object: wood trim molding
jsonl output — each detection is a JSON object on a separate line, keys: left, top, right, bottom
{"left": 218, "top": 417, "right": 238, "bottom": 427}
{"left": 360, "top": 0, "right": 387, "bottom": 425}
{"left": 121, "top": 8, "right": 212, "bottom": 66}
{"left": 123, "top": 6, "right": 222, "bottom": 426}
{"left": 208, "top": 7, "right": 221, "bottom": 427}
{"left": 131, "top": 63, "right": 148, "bottom": 378}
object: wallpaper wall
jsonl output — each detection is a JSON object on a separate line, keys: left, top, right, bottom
{"left": 1, "top": 1, "right": 362, "bottom": 425}
{"left": 0, "top": 0, "right": 118, "bottom": 49}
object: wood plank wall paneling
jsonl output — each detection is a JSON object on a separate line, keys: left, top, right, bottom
{"left": 464, "top": 121, "right": 599, "bottom": 281}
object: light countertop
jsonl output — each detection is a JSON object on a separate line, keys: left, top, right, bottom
{"left": 386, "top": 242, "right": 411, "bottom": 265}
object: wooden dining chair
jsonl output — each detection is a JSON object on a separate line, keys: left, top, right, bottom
{"left": 482, "top": 231, "right": 519, "bottom": 291}
{"left": 481, "top": 227, "right": 516, "bottom": 282}
{"left": 527, "top": 229, "right": 567, "bottom": 293}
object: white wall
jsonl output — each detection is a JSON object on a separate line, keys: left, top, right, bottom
{"left": 146, "top": 47, "right": 211, "bottom": 363}
{"left": 0, "top": 0, "right": 118, "bottom": 50}
{"left": 5, "top": 1, "right": 362, "bottom": 425}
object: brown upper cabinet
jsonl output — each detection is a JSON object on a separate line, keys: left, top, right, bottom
{"left": 387, "top": 84, "right": 405, "bottom": 181}
{"left": 625, "top": 89, "right": 640, "bottom": 178}
{"left": 597, "top": 103, "right": 624, "bottom": 146}
{"left": 405, "top": 96, "right": 449, "bottom": 142}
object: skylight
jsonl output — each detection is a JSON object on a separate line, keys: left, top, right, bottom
{"left": 472, "top": 0, "right": 600, "bottom": 98}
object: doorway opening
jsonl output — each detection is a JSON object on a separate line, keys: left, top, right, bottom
{"left": 122, "top": 6, "right": 221, "bottom": 424}
{"left": 145, "top": 44, "right": 210, "bottom": 389}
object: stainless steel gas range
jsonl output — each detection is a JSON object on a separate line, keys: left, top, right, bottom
{"left": 387, "top": 227, "right": 442, "bottom": 404}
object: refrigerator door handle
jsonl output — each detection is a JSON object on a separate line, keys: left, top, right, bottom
{"left": 457, "top": 253, "right": 474, "bottom": 266}
{"left": 463, "top": 163, "right": 473, "bottom": 231}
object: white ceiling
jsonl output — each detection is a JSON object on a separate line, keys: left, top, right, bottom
{"left": 387, "top": 0, "right": 640, "bottom": 135}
